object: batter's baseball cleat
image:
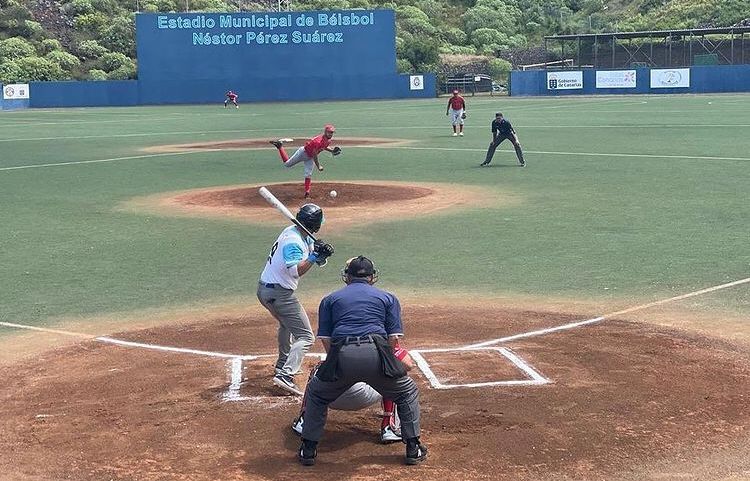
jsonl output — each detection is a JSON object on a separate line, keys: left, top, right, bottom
{"left": 380, "top": 425, "right": 402, "bottom": 444}
{"left": 272, "top": 375, "right": 303, "bottom": 396}
{"left": 298, "top": 439, "right": 317, "bottom": 466}
{"left": 405, "top": 437, "right": 428, "bottom": 465}
{"left": 291, "top": 415, "right": 304, "bottom": 435}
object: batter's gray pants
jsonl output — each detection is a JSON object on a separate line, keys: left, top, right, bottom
{"left": 301, "top": 342, "right": 421, "bottom": 442}
{"left": 256, "top": 283, "right": 314, "bottom": 378}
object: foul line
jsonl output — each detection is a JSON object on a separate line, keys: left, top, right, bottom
{"left": 375, "top": 145, "right": 750, "bottom": 163}
{"left": 465, "top": 276, "right": 750, "bottom": 349}
{"left": 0, "top": 321, "right": 92, "bottom": 338}
{"left": 0, "top": 150, "right": 219, "bottom": 172}
{"left": 96, "top": 336, "right": 266, "bottom": 360}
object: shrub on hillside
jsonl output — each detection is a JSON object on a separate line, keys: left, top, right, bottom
{"left": 0, "top": 61, "right": 22, "bottom": 83}
{"left": 73, "top": 13, "right": 109, "bottom": 36}
{"left": 107, "top": 63, "right": 136, "bottom": 80}
{"left": 396, "top": 58, "right": 413, "bottom": 73}
{"left": 62, "top": 0, "right": 95, "bottom": 16}
{"left": 487, "top": 57, "right": 512, "bottom": 80}
{"left": 46, "top": 50, "right": 81, "bottom": 70}
{"left": 87, "top": 68, "right": 107, "bottom": 80}
{"left": 99, "top": 15, "right": 135, "bottom": 57}
{"left": 12, "top": 56, "right": 66, "bottom": 81}
{"left": 41, "top": 38, "right": 63, "bottom": 54}
{"left": 77, "top": 39, "right": 109, "bottom": 59}
{"left": 0, "top": 37, "right": 36, "bottom": 62}
{"left": 98, "top": 51, "right": 132, "bottom": 72}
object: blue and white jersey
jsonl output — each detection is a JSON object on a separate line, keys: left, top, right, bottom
{"left": 260, "top": 225, "right": 314, "bottom": 290}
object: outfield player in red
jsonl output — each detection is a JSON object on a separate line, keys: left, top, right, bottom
{"left": 446, "top": 89, "right": 466, "bottom": 136}
{"left": 270, "top": 124, "right": 339, "bottom": 198}
{"left": 224, "top": 90, "right": 238, "bottom": 109}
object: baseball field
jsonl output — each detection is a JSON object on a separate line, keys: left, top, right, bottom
{"left": 1, "top": 94, "right": 749, "bottom": 481}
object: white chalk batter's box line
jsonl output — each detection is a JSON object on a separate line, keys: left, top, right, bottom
{"left": 221, "top": 347, "right": 548, "bottom": 402}
{"left": 410, "top": 347, "right": 549, "bottom": 390}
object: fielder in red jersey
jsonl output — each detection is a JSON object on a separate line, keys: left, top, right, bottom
{"left": 224, "top": 90, "right": 238, "bottom": 109}
{"left": 446, "top": 89, "right": 466, "bottom": 136}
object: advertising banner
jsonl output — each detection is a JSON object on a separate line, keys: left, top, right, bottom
{"left": 650, "top": 68, "right": 690, "bottom": 88}
{"left": 409, "top": 75, "right": 424, "bottom": 90}
{"left": 3, "top": 84, "right": 30, "bottom": 99}
{"left": 546, "top": 71, "right": 583, "bottom": 90}
{"left": 596, "top": 70, "right": 636, "bottom": 88}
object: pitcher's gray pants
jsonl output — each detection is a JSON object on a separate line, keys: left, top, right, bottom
{"left": 256, "top": 283, "right": 314, "bottom": 378}
{"left": 301, "top": 341, "right": 421, "bottom": 442}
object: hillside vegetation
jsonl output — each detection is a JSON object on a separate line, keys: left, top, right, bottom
{"left": 0, "top": 0, "right": 747, "bottom": 82}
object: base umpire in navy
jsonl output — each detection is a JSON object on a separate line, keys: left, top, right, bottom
{"left": 481, "top": 112, "right": 525, "bottom": 167}
{"left": 297, "top": 256, "right": 427, "bottom": 466}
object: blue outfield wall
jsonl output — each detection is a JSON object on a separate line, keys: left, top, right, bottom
{"left": 2, "top": 9, "right": 435, "bottom": 109}
{"left": 510, "top": 65, "right": 750, "bottom": 96}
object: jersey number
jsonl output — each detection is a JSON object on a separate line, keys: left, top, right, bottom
{"left": 267, "top": 242, "right": 278, "bottom": 264}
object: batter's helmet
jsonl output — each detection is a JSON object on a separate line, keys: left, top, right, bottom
{"left": 296, "top": 203, "right": 324, "bottom": 233}
{"left": 341, "top": 255, "right": 379, "bottom": 283}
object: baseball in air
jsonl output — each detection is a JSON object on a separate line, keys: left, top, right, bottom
{"left": 329, "top": 190, "right": 338, "bottom": 198}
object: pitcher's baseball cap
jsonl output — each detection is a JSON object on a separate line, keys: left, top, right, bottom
{"left": 324, "top": 124, "right": 336, "bottom": 132}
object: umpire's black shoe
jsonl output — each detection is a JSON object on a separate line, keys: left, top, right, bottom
{"left": 519, "top": 159, "right": 526, "bottom": 167}
{"left": 405, "top": 437, "right": 428, "bottom": 465}
{"left": 480, "top": 161, "right": 490, "bottom": 166}
{"left": 299, "top": 439, "right": 317, "bottom": 466}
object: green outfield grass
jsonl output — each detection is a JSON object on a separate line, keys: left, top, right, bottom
{"left": 1, "top": 94, "right": 749, "bottom": 326}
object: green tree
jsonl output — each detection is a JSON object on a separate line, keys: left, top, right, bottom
{"left": 99, "top": 15, "right": 135, "bottom": 57}
{"left": 73, "top": 13, "right": 110, "bottom": 35}
{"left": 63, "top": 0, "right": 95, "bottom": 15}
{"left": 0, "top": 37, "right": 36, "bottom": 62}
{"left": 487, "top": 57, "right": 512, "bottom": 80}
{"left": 13, "top": 56, "right": 65, "bottom": 81}
{"left": 0, "top": 61, "right": 21, "bottom": 83}
{"left": 400, "top": 36, "right": 440, "bottom": 72}
{"left": 396, "top": 58, "right": 413, "bottom": 73}
{"left": 98, "top": 51, "right": 132, "bottom": 72}
{"left": 107, "top": 63, "right": 136, "bottom": 80}
{"left": 40, "top": 39, "right": 63, "bottom": 54}
{"left": 77, "top": 39, "right": 109, "bottom": 59}
{"left": 87, "top": 68, "right": 108, "bottom": 80}
{"left": 471, "top": 27, "right": 509, "bottom": 54}
{"left": 443, "top": 27, "right": 468, "bottom": 46}
{"left": 462, "top": 0, "right": 522, "bottom": 34}
{"left": 46, "top": 50, "right": 82, "bottom": 70}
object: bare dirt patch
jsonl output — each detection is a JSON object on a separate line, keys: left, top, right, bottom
{"left": 2, "top": 304, "right": 750, "bottom": 481}
{"left": 121, "top": 181, "right": 507, "bottom": 231}
{"left": 142, "top": 137, "right": 412, "bottom": 154}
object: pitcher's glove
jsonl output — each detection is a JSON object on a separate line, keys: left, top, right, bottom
{"left": 331, "top": 146, "right": 342, "bottom": 156}
{"left": 312, "top": 239, "right": 334, "bottom": 266}
{"left": 461, "top": 112, "right": 467, "bottom": 119}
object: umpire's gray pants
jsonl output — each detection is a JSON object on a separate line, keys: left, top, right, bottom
{"left": 301, "top": 342, "right": 421, "bottom": 442}
{"left": 256, "top": 283, "right": 314, "bottom": 378}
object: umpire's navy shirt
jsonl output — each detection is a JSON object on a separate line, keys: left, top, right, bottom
{"left": 317, "top": 279, "right": 403, "bottom": 339}
{"left": 491, "top": 118, "right": 515, "bottom": 136}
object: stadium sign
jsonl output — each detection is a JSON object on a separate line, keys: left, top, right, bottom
{"left": 650, "top": 68, "right": 690, "bottom": 88}
{"left": 547, "top": 71, "right": 583, "bottom": 90}
{"left": 409, "top": 75, "right": 424, "bottom": 90}
{"left": 3, "top": 84, "right": 30, "bottom": 100}
{"left": 596, "top": 70, "right": 636, "bottom": 88}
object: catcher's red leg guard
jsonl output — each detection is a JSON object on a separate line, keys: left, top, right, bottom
{"left": 382, "top": 398, "right": 396, "bottom": 428}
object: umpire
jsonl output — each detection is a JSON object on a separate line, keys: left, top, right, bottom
{"left": 481, "top": 112, "right": 525, "bottom": 167}
{"left": 298, "top": 256, "right": 427, "bottom": 466}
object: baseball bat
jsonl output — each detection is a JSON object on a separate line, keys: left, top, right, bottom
{"left": 258, "top": 186, "right": 318, "bottom": 242}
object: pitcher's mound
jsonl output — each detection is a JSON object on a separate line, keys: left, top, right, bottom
{"left": 122, "top": 181, "right": 509, "bottom": 231}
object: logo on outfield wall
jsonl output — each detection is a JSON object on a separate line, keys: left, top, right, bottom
{"left": 3, "top": 84, "right": 30, "bottom": 99}
{"left": 409, "top": 75, "right": 424, "bottom": 90}
{"left": 650, "top": 68, "right": 690, "bottom": 88}
{"left": 547, "top": 71, "right": 583, "bottom": 90}
{"left": 595, "top": 70, "right": 636, "bottom": 88}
